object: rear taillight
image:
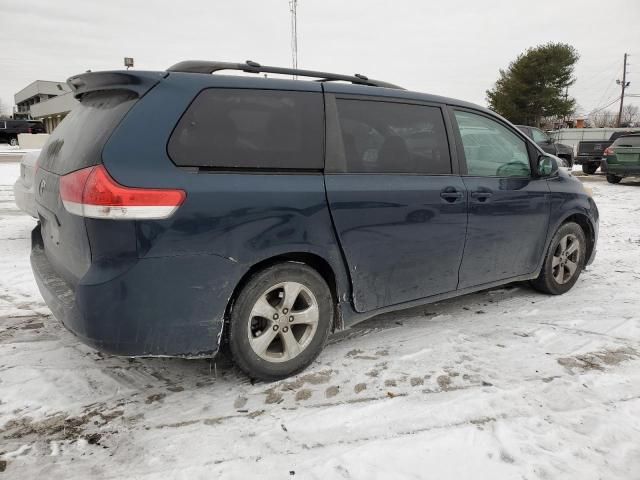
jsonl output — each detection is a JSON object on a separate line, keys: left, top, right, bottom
{"left": 603, "top": 146, "right": 614, "bottom": 156}
{"left": 59, "top": 165, "right": 186, "bottom": 220}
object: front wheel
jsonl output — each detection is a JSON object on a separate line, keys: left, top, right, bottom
{"left": 606, "top": 174, "right": 622, "bottom": 184}
{"left": 582, "top": 163, "right": 598, "bottom": 175}
{"left": 228, "top": 263, "right": 333, "bottom": 381}
{"left": 530, "top": 222, "right": 586, "bottom": 295}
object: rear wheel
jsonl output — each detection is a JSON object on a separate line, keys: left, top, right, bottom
{"left": 606, "top": 174, "right": 622, "bottom": 184}
{"left": 8, "top": 137, "right": 18, "bottom": 147}
{"left": 530, "top": 222, "right": 586, "bottom": 295}
{"left": 582, "top": 163, "right": 598, "bottom": 175}
{"left": 228, "top": 263, "right": 333, "bottom": 381}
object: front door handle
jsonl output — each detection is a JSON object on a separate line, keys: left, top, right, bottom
{"left": 470, "top": 189, "right": 493, "bottom": 202}
{"left": 440, "top": 187, "right": 464, "bottom": 203}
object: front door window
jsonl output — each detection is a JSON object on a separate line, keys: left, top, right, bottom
{"left": 454, "top": 111, "right": 531, "bottom": 177}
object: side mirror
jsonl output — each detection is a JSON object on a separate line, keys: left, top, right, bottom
{"left": 537, "top": 154, "right": 558, "bottom": 177}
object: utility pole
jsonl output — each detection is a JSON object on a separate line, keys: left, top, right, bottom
{"left": 616, "top": 53, "right": 630, "bottom": 127}
{"left": 289, "top": 0, "right": 298, "bottom": 78}
{"left": 563, "top": 85, "right": 569, "bottom": 127}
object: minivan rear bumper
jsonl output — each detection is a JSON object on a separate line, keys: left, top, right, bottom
{"left": 31, "top": 224, "right": 239, "bottom": 357}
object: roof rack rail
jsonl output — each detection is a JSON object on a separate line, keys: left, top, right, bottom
{"left": 166, "top": 60, "right": 404, "bottom": 90}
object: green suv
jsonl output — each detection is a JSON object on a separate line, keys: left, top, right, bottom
{"left": 602, "top": 134, "right": 640, "bottom": 184}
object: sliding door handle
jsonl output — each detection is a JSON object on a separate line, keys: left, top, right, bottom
{"left": 440, "top": 187, "right": 464, "bottom": 203}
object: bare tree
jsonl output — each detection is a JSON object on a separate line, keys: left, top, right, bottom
{"left": 0, "top": 97, "right": 9, "bottom": 119}
{"left": 621, "top": 104, "right": 639, "bottom": 126}
{"left": 589, "top": 109, "right": 617, "bottom": 128}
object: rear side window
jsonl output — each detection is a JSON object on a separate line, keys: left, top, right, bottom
{"left": 168, "top": 89, "right": 324, "bottom": 170}
{"left": 39, "top": 90, "right": 137, "bottom": 175}
{"left": 613, "top": 136, "right": 640, "bottom": 147}
{"left": 335, "top": 99, "right": 451, "bottom": 174}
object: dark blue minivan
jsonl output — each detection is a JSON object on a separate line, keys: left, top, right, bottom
{"left": 31, "top": 61, "right": 598, "bottom": 380}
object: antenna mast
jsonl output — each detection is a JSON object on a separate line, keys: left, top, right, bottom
{"left": 289, "top": 0, "right": 298, "bottom": 78}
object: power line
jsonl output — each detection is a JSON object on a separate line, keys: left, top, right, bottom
{"left": 591, "top": 92, "right": 622, "bottom": 112}
{"left": 590, "top": 68, "right": 621, "bottom": 112}
{"left": 576, "top": 57, "right": 623, "bottom": 91}
{"left": 589, "top": 96, "right": 623, "bottom": 115}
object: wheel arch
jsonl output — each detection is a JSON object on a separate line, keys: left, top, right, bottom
{"left": 223, "top": 252, "right": 344, "bottom": 339}
{"left": 557, "top": 212, "right": 596, "bottom": 263}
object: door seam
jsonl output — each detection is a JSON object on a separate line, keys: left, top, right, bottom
{"left": 456, "top": 177, "right": 471, "bottom": 290}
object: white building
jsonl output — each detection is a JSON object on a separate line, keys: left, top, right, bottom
{"left": 14, "top": 80, "right": 77, "bottom": 133}
{"left": 14, "top": 80, "right": 70, "bottom": 117}
{"left": 29, "top": 92, "right": 78, "bottom": 133}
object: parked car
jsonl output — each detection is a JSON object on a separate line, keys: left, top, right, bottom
{"left": 549, "top": 154, "right": 572, "bottom": 173}
{"left": 13, "top": 150, "right": 40, "bottom": 217}
{"left": 30, "top": 61, "right": 599, "bottom": 380}
{"left": 516, "top": 125, "right": 574, "bottom": 166}
{"left": 601, "top": 134, "right": 640, "bottom": 183}
{"left": 0, "top": 120, "right": 46, "bottom": 146}
{"left": 609, "top": 130, "right": 640, "bottom": 142}
{"left": 577, "top": 130, "right": 640, "bottom": 175}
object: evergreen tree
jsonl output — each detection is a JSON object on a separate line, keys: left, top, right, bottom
{"left": 487, "top": 43, "right": 579, "bottom": 126}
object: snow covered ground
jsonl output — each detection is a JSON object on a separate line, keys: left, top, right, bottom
{"left": 0, "top": 162, "right": 639, "bottom": 479}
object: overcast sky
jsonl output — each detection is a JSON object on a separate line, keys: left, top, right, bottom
{"left": 1, "top": 0, "right": 638, "bottom": 117}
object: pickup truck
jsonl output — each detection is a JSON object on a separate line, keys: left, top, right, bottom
{"left": 516, "top": 125, "right": 574, "bottom": 166}
{"left": 0, "top": 119, "right": 46, "bottom": 146}
{"left": 577, "top": 130, "right": 640, "bottom": 174}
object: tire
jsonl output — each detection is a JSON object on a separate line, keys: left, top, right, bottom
{"left": 606, "top": 174, "right": 622, "bottom": 184}
{"left": 9, "top": 137, "right": 18, "bottom": 147}
{"left": 228, "top": 262, "right": 333, "bottom": 381}
{"left": 530, "top": 222, "right": 587, "bottom": 295}
{"left": 582, "top": 163, "right": 598, "bottom": 175}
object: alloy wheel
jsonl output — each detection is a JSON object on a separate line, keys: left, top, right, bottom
{"left": 552, "top": 234, "right": 580, "bottom": 284}
{"left": 247, "top": 282, "right": 319, "bottom": 363}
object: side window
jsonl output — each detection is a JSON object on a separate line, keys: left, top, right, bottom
{"left": 531, "top": 128, "right": 548, "bottom": 143}
{"left": 335, "top": 99, "right": 451, "bottom": 174}
{"left": 517, "top": 126, "right": 531, "bottom": 138}
{"left": 454, "top": 111, "right": 531, "bottom": 177}
{"left": 168, "top": 89, "right": 324, "bottom": 169}
{"left": 0, "top": 121, "right": 5, "bottom": 129}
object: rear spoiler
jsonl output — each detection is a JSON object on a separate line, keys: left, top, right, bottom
{"left": 67, "top": 71, "right": 167, "bottom": 99}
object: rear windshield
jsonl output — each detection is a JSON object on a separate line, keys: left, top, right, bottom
{"left": 38, "top": 90, "right": 137, "bottom": 175}
{"left": 613, "top": 136, "right": 640, "bottom": 147}
{"left": 168, "top": 88, "right": 324, "bottom": 170}
{"left": 610, "top": 131, "right": 640, "bottom": 142}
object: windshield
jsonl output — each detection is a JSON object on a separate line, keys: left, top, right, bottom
{"left": 531, "top": 128, "right": 548, "bottom": 143}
